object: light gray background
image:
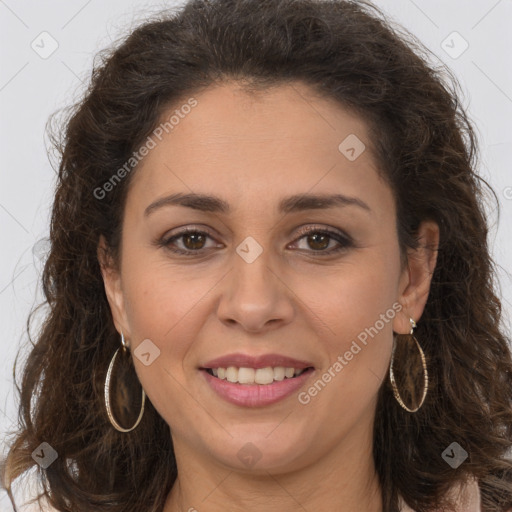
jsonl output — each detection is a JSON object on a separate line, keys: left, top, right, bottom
{"left": 1, "top": 0, "right": 511, "bottom": 509}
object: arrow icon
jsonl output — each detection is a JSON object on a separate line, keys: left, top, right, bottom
{"left": 440, "top": 32, "right": 468, "bottom": 59}
{"left": 441, "top": 441, "right": 468, "bottom": 468}
{"left": 236, "top": 442, "right": 262, "bottom": 468}
{"left": 338, "top": 134, "right": 365, "bottom": 161}
{"left": 31, "top": 32, "right": 59, "bottom": 59}
{"left": 236, "top": 237, "right": 263, "bottom": 263}
{"left": 134, "top": 339, "right": 161, "bottom": 366}
{"left": 31, "top": 442, "right": 58, "bottom": 468}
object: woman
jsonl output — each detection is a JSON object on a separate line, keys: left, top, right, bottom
{"left": 2, "top": 0, "right": 512, "bottom": 510}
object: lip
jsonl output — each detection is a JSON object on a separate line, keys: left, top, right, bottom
{"left": 201, "top": 352, "right": 314, "bottom": 370}
{"left": 201, "top": 367, "right": 315, "bottom": 407}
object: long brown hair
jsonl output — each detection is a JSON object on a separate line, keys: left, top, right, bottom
{"left": 3, "top": 0, "right": 512, "bottom": 510}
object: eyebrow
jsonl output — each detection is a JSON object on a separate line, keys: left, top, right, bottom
{"left": 144, "top": 192, "right": 371, "bottom": 217}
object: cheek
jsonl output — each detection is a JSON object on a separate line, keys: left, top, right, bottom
{"left": 295, "top": 246, "right": 401, "bottom": 340}
{"left": 122, "top": 267, "right": 207, "bottom": 356}
{"left": 120, "top": 267, "right": 210, "bottom": 425}
{"left": 120, "top": 229, "right": 208, "bottom": 338}
{"left": 284, "top": 261, "right": 400, "bottom": 443}
{"left": 305, "top": 250, "right": 401, "bottom": 415}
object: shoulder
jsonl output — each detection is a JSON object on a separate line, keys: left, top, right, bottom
{"left": 398, "top": 477, "right": 482, "bottom": 512}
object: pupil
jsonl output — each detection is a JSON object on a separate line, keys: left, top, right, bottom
{"left": 308, "top": 233, "right": 328, "bottom": 250}
{"left": 184, "top": 233, "right": 205, "bottom": 250}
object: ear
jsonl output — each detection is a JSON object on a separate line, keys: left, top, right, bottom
{"left": 393, "top": 220, "right": 440, "bottom": 334}
{"left": 97, "top": 235, "right": 131, "bottom": 343}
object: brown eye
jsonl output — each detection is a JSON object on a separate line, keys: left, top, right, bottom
{"left": 291, "top": 226, "right": 354, "bottom": 255}
{"left": 305, "top": 232, "right": 330, "bottom": 251}
{"left": 159, "top": 228, "right": 219, "bottom": 255}
{"left": 157, "top": 225, "right": 353, "bottom": 257}
{"left": 181, "top": 232, "right": 207, "bottom": 250}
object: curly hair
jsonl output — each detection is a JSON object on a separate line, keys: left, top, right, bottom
{"left": 2, "top": 0, "right": 512, "bottom": 511}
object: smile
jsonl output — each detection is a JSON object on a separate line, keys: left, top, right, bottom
{"left": 205, "top": 366, "right": 310, "bottom": 384}
{"left": 201, "top": 367, "right": 315, "bottom": 407}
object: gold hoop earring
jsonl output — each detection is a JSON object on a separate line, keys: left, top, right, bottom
{"left": 104, "top": 331, "right": 146, "bottom": 432}
{"left": 389, "top": 318, "right": 428, "bottom": 413}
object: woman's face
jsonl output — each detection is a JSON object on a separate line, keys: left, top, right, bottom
{"left": 100, "top": 81, "right": 437, "bottom": 474}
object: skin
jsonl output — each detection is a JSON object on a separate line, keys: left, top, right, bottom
{"left": 98, "top": 81, "right": 439, "bottom": 511}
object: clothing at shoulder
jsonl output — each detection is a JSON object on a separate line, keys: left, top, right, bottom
{"left": 399, "top": 477, "right": 481, "bottom": 512}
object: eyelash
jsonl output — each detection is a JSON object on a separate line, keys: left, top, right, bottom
{"left": 157, "top": 225, "right": 354, "bottom": 257}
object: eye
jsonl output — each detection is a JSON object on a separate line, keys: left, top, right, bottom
{"left": 156, "top": 225, "right": 354, "bottom": 256}
{"left": 158, "top": 227, "right": 219, "bottom": 255}
{"left": 290, "top": 225, "right": 354, "bottom": 255}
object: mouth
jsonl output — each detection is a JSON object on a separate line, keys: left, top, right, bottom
{"left": 201, "top": 366, "right": 315, "bottom": 385}
{"left": 200, "top": 365, "right": 316, "bottom": 407}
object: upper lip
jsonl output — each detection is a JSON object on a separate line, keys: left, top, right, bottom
{"left": 201, "top": 353, "right": 314, "bottom": 370}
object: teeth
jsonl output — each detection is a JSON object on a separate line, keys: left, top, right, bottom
{"left": 226, "top": 366, "right": 238, "bottom": 383}
{"left": 208, "top": 366, "right": 308, "bottom": 385}
{"left": 274, "top": 367, "right": 285, "bottom": 381}
{"left": 238, "top": 367, "right": 256, "bottom": 384}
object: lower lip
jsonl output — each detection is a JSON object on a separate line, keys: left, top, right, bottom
{"left": 200, "top": 368, "right": 315, "bottom": 407}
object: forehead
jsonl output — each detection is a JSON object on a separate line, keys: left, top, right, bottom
{"left": 125, "top": 81, "right": 390, "bottom": 218}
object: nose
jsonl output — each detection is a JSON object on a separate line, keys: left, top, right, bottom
{"left": 216, "top": 242, "right": 295, "bottom": 333}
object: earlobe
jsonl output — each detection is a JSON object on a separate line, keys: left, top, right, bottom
{"left": 97, "top": 235, "right": 129, "bottom": 337}
{"left": 393, "top": 220, "right": 440, "bottom": 334}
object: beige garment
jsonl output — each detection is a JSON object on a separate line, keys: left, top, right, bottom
{"left": 399, "top": 477, "right": 481, "bottom": 512}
